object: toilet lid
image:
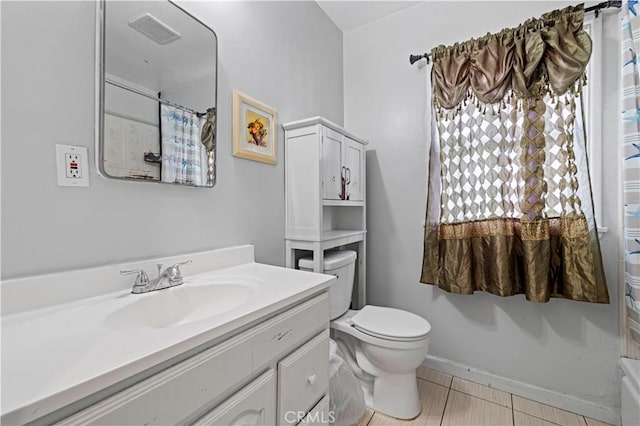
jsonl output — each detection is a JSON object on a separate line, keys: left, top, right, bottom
{"left": 351, "top": 306, "right": 431, "bottom": 339}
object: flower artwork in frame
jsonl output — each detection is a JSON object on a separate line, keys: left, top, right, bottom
{"left": 232, "top": 91, "right": 278, "bottom": 165}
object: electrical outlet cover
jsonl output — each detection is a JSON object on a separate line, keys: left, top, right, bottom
{"left": 56, "top": 144, "right": 89, "bottom": 187}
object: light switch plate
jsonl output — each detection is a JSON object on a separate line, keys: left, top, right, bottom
{"left": 56, "top": 144, "right": 89, "bottom": 187}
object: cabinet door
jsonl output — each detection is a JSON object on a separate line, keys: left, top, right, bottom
{"left": 193, "top": 370, "right": 276, "bottom": 426}
{"left": 322, "top": 128, "right": 343, "bottom": 200}
{"left": 278, "top": 330, "right": 329, "bottom": 425}
{"left": 344, "top": 138, "right": 365, "bottom": 201}
{"left": 299, "top": 395, "right": 330, "bottom": 425}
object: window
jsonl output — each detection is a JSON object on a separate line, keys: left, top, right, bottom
{"left": 583, "top": 15, "right": 607, "bottom": 233}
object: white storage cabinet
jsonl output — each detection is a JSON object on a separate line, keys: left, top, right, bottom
{"left": 283, "top": 117, "right": 368, "bottom": 308}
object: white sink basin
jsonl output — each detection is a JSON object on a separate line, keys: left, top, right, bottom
{"left": 105, "top": 278, "right": 259, "bottom": 331}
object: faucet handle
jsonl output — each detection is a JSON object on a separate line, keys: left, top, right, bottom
{"left": 120, "top": 269, "right": 149, "bottom": 285}
{"left": 169, "top": 260, "right": 192, "bottom": 280}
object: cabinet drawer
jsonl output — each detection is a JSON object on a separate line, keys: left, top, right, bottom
{"left": 193, "top": 369, "right": 276, "bottom": 426}
{"left": 56, "top": 333, "right": 253, "bottom": 426}
{"left": 300, "top": 395, "right": 330, "bottom": 426}
{"left": 250, "top": 292, "right": 328, "bottom": 370}
{"left": 278, "top": 330, "right": 330, "bottom": 425}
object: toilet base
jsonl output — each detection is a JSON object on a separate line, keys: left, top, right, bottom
{"left": 330, "top": 311, "right": 430, "bottom": 420}
{"left": 368, "top": 370, "right": 421, "bottom": 419}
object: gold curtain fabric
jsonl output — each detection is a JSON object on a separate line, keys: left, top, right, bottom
{"left": 430, "top": 5, "right": 592, "bottom": 110}
{"left": 421, "top": 4, "right": 609, "bottom": 303}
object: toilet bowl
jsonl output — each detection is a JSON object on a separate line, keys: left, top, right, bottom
{"left": 298, "top": 251, "right": 431, "bottom": 420}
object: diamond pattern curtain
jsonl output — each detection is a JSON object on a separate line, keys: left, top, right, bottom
{"left": 421, "top": 5, "right": 609, "bottom": 303}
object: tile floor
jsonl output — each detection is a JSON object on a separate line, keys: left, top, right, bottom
{"left": 356, "top": 367, "right": 613, "bottom": 426}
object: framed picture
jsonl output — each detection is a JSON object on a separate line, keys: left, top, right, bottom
{"left": 232, "top": 91, "right": 278, "bottom": 165}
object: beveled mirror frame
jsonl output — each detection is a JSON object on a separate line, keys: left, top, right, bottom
{"left": 95, "top": 0, "right": 218, "bottom": 188}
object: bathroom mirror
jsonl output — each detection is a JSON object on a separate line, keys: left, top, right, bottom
{"left": 98, "top": 0, "right": 217, "bottom": 187}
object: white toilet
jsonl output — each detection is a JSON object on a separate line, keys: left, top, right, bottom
{"left": 299, "top": 250, "right": 431, "bottom": 420}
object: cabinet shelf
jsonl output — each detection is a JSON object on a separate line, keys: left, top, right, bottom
{"left": 286, "top": 230, "right": 365, "bottom": 244}
{"left": 322, "top": 229, "right": 365, "bottom": 241}
{"left": 322, "top": 200, "right": 364, "bottom": 207}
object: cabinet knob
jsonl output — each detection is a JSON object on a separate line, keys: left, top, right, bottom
{"left": 307, "top": 374, "right": 317, "bottom": 385}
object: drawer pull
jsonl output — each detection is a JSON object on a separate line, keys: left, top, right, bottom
{"left": 273, "top": 328, "right": 293, "bottom": 341}
{"left": 307, "top": 374, "right": 317, "bottom": 386}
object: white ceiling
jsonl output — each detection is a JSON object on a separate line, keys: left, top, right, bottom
{"left": 316, "top": 1, "right": 423, "bottom": 32}
{"left": 106, "top": 1, "right": 216, "bottom": 93}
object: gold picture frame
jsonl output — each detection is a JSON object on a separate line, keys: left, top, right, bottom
{"left": 232, "top": 91, "right": 278, "bottom": 165}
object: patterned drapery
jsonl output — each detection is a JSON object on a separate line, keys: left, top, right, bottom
{"left": 621, "top": 1, "right": 640, "bottom": 350}
{"left": 421, "top": 4, "right": 609, "bottom": 303}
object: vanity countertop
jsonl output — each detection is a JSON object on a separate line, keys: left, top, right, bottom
{"left": 1, "top": 251, "right": 333, "bottom": 425}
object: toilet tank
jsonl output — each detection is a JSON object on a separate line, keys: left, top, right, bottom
{"left": 298, "top": 250, "right": 357, "bottom": 320}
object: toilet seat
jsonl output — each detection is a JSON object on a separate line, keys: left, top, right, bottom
{"left": 331, "top": 307, "right": 431, "bottom": 350}
{"left": 351, "top": 305, "right": 431, "bottom": 340}
{"left": 354, "top": 327, "right": 427, "bottom": 342}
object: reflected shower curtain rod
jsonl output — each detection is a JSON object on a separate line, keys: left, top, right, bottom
{"left": 105, "top": 78, "right": 207, "bottom": 116}
{"left": 409, "top": 0, "right": 622, "bottom": 65}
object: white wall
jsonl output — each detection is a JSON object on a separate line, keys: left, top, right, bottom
{"left": 344, "top": 1, "right": 621, "bottom": 417}
{"left": 1, "top": 1, "right": 343, "bottom": 278}
{"left": 1, "top": 0, "right": 623, "bottom": 418}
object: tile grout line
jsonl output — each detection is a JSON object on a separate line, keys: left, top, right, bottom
{"left": 512, "top": 406, "right": 580, "bottom": 426}
{"left": 447, "top": 388, "right": 512, "bottom": 409}
{"left": 440, "top": 384, "right": 452, "bottom": 426}
{"left": 417, "top": 370, "right": 454, "bottom": 389}
{"left": 417, "top": 376, "right": 450, "bottom": 390}
{"left": 451, "top": 375, "right": 593, "bottom": 426}
{"left": 511, "top": 393, "right": 515, "bottom": 426}
{"left": 449, "top": 376, "right": 514, "bottom": 410}
{"left": 441, "top": 372, "right": 454, "bottom": 426}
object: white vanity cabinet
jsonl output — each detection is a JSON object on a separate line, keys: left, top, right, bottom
{"left": 283, "top": 117, "right": 368, "bottom": 308}
{"left": 52, "top": 293, "right": 330, "bottom": 426}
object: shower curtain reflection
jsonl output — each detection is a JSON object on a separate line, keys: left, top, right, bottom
{"left": 160, "top": 104, "right": 207, "bottom": 186}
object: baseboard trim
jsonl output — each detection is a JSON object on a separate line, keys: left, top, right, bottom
{"left": 422, "top": 354, "right": 620, "bottom": 426}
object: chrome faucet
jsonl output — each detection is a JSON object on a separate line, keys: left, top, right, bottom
{"left": 120, "top": 260, "right": 192, "bottom": 294}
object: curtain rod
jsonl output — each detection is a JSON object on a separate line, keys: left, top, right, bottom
{"left": 409, "top": 0, "right": 622, "bottom": 65}
{"left": 105, "top": 78, "right": 207, "bottom": 116}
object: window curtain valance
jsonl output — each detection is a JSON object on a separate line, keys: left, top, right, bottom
{"left": 421, "top": 4, "right": 609, "bottom": 304}
{"left": 431, "top": 5, "right": 592, "bottom": 112}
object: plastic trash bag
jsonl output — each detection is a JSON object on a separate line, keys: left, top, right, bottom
{"left": 329, "top": 339, "right": 366, "bottom": 426}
